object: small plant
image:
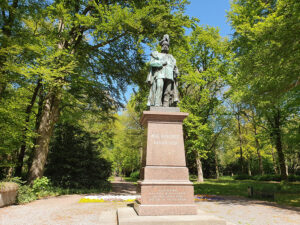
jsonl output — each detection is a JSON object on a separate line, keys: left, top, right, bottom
{"left": 32, "top": 176, "right": 53, "bottom": 198}
{"left": 17, "top": 185, "right": 37, "bottom": 204}
{"left": 32, "top": 177, "right": 51, "bottom": 192}
{"left": 130, "top": 170, "right": 140, "bottom": 179}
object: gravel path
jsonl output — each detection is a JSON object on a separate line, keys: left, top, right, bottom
{"left": 197, "top": 196, "right": 300, "bottom": 225}
{"left": 0, "top": 179, "right": 299, "bottom": 225}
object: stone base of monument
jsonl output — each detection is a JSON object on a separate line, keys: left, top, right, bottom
{"left": 117, "top": 207, "right": 228, "bottom": 225}
{"left": 134, "top": 180, "right": 197, "bottom": 216}
{"left": 136, "top": 110, "right": 198, "bottom": 216}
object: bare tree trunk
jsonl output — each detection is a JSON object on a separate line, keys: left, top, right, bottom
{"left": 27, "top": 87, "right": 61, "bottom": 184}
{"left": 195, "top": 151, "right": 204, "bottom": 183}
{"left": 6, "top": 155, "right": 14, "bottom": 178}
{"left": 253, "top": 125, "right": 264, "bottom": 175}
{"left": 26, "top": 86, "right": 45, "bottom": 172}
{"left": 271, "top": 147, "right": 279, "bottom": 174}
{"left": 273, "top": 109, "right": 287, "bottom": 180}
{"left": 247, "top": 159, "right": 252, "bottom": 176}
{"left": 237, "top": 113, "right": 244, "bottom": 173}
{"left": 15, "top": 79, "right": 42, "bottom": 177}
{"left": 213, "top": 147, "right": 219, "bottom": 179}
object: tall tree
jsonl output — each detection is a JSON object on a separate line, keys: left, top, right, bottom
{"left": 228, "top": 0, "right": 300, "bottom": 179}
{"left": 0, "top": 0, "right": 193, "bottom": 181}
{"left": 175, "top": 25, "right": 233, "bottom": 182}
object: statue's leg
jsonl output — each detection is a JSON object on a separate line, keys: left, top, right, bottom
{"left": 173, "top": 80, "right": 179, "bottom": 102}
{"left": 150, "top": 80, "right": 156, "bottom": 105}
{"left": 163, "top": 80, "right": 172, "bottom": 107}
{"left": 147, "top": 88, "right": 152, "bottom": 106}
{"left": 155, "top": 78, "right": 163, "bottom": 107}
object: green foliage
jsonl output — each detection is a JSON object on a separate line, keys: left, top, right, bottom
{"left": 17, "top": 176, "right": 53, "bottom": 203}
{"left": 16, "top": 175, "right": 111, "bottom": 204}
{"left": 32, "top": 176, "right": 51, "bottom": 197}
{"left": 228, "top": 0, "right": 300, "bottom": 101}
{"left": 287, "top": 175, "right": 300, "bottom": 182}
{"left": 17, "top": 185, "right": 37, "bottom": 204}
{"left": 172, "top": 24, "right": 233, "bottom": 180}
{"left": 227, "top": 0, "right": 300, "bottom": 180}
{"left": 45, "top": 122, "right": 112, "bottom": 189}
{"left": 233, "top": 174, "right": 252, "bottom": 180}
{"left": 103, "top": 101, "right": 144, "bottom": 177}
{"left": 0, "top": 0, "right": 193, "bottom": 181}
{"left": 130, "top": 170, "right": 140, "bottom": 180}
{"left": 254, "top": 174, "right": 282, "bottom": 182}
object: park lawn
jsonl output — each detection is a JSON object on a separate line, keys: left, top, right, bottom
{"left": 193, "top": 178, "right": 300, "bottom": 207}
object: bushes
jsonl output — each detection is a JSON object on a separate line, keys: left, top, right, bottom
{"left": 17, "top": 177, "right": 54, "bottom": 204}
{"left": 233, "top": 174, "right": 300, "bottom": 182}
{"left": 45, "top": 123, "right": 112, "bottom": 189}
{"left": 287, "top": 175, "right": 300, "bottom": 182}
{"left": 130, "top": 170, "right": 140, "bottom": 179}
{"left": 255, "top": 174, "right": 281, "bottom": 182}
{"left": 16, "top": 176, "right": 111, "bottom": 204}
{"left": 17, "top": 185, "right": 37, "bottom": 203}
{"left": 233, "top": 174, "right": 252, "bottom": 180}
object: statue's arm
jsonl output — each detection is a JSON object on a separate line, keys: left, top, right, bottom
{"left": 149, "top": 54, "right": 167, "bottom": 67}
{"left": 146, "top": 69, "right": 152, "bottom": 84}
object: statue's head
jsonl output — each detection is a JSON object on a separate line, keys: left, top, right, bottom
{"left": 160, "top": 34, "right": 169, "bottom": 53}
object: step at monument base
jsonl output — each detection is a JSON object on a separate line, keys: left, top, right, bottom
{"left": 134, "top": 202, "right": 197, "bottom": 216}
{"left": 117, "top": 207, "right": 228, "bottom": 225}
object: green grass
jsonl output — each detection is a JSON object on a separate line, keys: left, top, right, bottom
{"left": 123, "top": 177, "right": 138, "bottom": 183}
{"left": 193, "top": 177, "right": 300, "bottom": 207}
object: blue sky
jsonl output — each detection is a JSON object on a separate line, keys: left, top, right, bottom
{"left": 186, "top": 0, "right": 232, "bottom": 37}
{"left": 123, "top": 0, "right": 232, "bottom": 104}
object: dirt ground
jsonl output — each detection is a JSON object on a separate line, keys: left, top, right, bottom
{"left": 0, "top": 179, "right": 299, "bottom": 225}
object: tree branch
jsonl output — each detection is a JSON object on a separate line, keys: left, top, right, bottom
{"left": 90, "top": 32, "right": 127, "bottom": 50}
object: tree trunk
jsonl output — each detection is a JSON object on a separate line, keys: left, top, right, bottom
{"left": 27, "top": 17, "right": 66, "bottom": 184}
{"left": 195, "top": 151, "right": 204, "bottom": 183}
{"left": 271, "top": 147, "right": 279, "bottom": 174}
{"left": 273, "top": 109, "right": 287, "bottom": 180}
{"left": 247, "top": 159, "right": 252, "bottom": 176}
{"left": 253, "top": 124, "right": 264, "bottom": 175}
{"left": 237, "top": 113, "right": 244, "bottom": 173}
{"left": 214, "top": 147, "right": 220, "bottom": 179}
{"left": 6, "top": 155, "right": 14, "bottom": 178}
{"left": 15, "top": 79, "right": 42, "bottom": 177}
{"left": 26, "top": 86, "right": 45, "bottom": 172}
{"left": 27, "top": 87, "right": 61, "bottom": 184}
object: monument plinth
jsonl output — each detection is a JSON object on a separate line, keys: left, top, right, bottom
{"left": 134, "top": 109, "right": 197, "bottom": 216}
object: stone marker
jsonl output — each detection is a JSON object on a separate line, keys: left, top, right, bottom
{"left": 0, "top": 182, "right": 19, "bottom": 207}
{"left": 134, "top": 109, "right": 197, "bottom": 216}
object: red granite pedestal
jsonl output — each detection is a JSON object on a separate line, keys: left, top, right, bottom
{"left": 134, "top": 110, "right": 197, "bottom": 216}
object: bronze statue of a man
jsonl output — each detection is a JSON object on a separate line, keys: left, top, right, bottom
{"left": 146, "top": 34, "right": 179, "bottom": 107}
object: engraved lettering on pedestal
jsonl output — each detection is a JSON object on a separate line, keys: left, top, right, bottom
{"left": 146, "top": 189, "right": 187, "bottom": 203}
{"left": 150, "top": 134, "right": 180, "bottom": 145}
